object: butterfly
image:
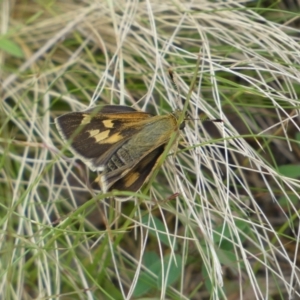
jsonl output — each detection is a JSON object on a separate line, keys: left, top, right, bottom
{"left": 55, "top": 105, "right": 185, "bottom": 194}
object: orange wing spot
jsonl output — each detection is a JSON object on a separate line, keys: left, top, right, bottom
{"left": 104, "top": 132, "right": 124, "bottom": 144}
{"left": 81, "top": 114, "right": 91, "bottom": 125}
{"left": 88, "top": 129, "right": 110, "bottom": 142}
{"left": 124, "top": 172, "right": 140, "bottom": 188}
{"left": 102, "top": 120, "right": 114, "bottom": 128}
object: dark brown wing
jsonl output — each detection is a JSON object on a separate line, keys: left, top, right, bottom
{"left": 55, "top": 105, "right": 152, "bottom": 171}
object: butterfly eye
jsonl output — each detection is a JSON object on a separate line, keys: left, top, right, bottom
{"left": 179, "top": 122, "right": 186, "bottom": 130}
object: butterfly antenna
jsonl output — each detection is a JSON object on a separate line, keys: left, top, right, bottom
{"left": 169, "top": 68, "right": 222, "bottom": 124}
{"left": 198, "top": 113, "right": 223, "bottom": 123}
{"left": 168, "top": 68, "right": 181, "bottom": 109}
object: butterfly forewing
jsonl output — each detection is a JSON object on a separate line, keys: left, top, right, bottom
{"left": 55, "top": 105, "right": 153, "bottom": 170}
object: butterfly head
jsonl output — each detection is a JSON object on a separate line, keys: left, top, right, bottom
{"left": 171, "top": 109, "right": 187, "bottom": 130}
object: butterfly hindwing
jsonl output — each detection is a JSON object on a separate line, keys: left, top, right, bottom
{"left": 97, "top": 144, "right": 166, "bottom": 192}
